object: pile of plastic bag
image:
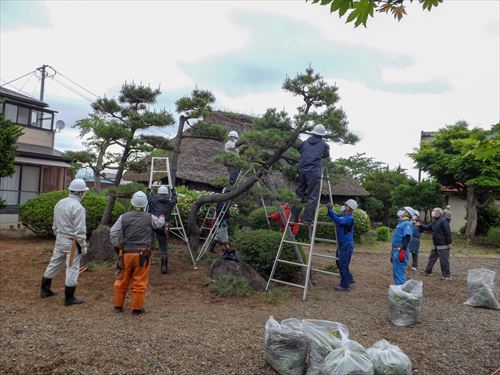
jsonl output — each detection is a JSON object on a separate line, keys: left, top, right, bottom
{"left": 388, "top": 279, "right": 423, "bottom": 327}
{"left": 264, "top": 316, "right": 412, "bottom": 374}
{"left": 464, "top": 268, "right": 500, "bottom": 310}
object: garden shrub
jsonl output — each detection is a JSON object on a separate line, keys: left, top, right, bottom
{"left": 233, "top": 229, "right": 305, "bottom": 282}
{"left": 248, "top": 205, "right": 371, "bottom": 243}
{"left": 209, "top": 275, "right": 254, "bottom": 298}
{"left": 19, "top": 190, "right": 125, "bottom": 237}
{"left": 485, "top": 227, "right": 500, "bottom": 247}
{"left": 477, "top": 204, "right": 500, "bottom": 236}
{"left": 376, "top": 226, "right": 391, "bottom": 241}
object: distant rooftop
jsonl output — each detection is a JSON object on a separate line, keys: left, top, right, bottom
{"left": 0, "top": 86, "right": 49, "bottom": 108}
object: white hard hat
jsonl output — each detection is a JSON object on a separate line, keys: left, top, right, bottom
{"left": 68, "top": 178, "right": 89, "bottom": 192}
{"left": 311, "top": 124, "right": 326, "bottom": 137}
{"left": 403, "top": 206, "right": 415, "bottom": 217}
{"left": 414, "top": 210, "right": 420, "bottom": 217}
{"left": 158, "top": 185, "right": 170, "bottom": 195}
{"left": 228, "top": 130, "right": 239, "bottom": 139}
{"left": 131, "top": 191, "right": 148, "bottom": 208}
{"left": 345, "top": 199, "right": 358, "bottom": 210}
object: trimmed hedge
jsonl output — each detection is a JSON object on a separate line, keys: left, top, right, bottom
{"left": 233, "top": 229, "right": 305, "bottom": 282}
{"left": 376, "top": 226, "right": 391, "bottom": 242}
{"left": 19, "top": 190, "right": 125, "bottom": 237}
{"left": 248, "top": 205, "right": 371, "bottom": 243}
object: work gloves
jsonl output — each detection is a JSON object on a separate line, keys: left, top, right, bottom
{"left": 81, "top": 246, "right": 88, "bottom": 256}
{"left": 326, "top": 203, "right": 333, "bottom": 210}
{"left": 398, "top": 248, "right": 406, "bottom": 262}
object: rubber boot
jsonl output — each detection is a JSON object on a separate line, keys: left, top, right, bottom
{"left": 40, "top": 277, "right": 57, "bottom": 298}
{"left": 64, "top": 286, "right": 84, "bottom": 306}
{"left": 223, "top": 249, "right": 238, "bottom": 261}
{"left": 132, "top": 309, "right": 145, "bottom": 316}
{"left": 160, "top": 255, "right": 168, "bottom": 274}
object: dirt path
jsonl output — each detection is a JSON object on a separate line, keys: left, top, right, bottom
{"left": 0, "top": 238, "right": 499, "bottom": 374}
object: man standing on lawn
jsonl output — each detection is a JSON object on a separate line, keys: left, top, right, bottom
{"left": 110, "top": 191, "right": 165, "bottom": 315}
{"left": 419, "top": 207, "right": 453, "bottom": 281}
{"left": 326, "top": 199, "right": 357, "bottom": 292}
{"left": 292, "top": 124, "right": 330, "bottom": 225}
{"left": 391, "top": 206, "right": 415, "bottom": 285}
{"left": 147, "top": 185, "right": 177, "bottom": 274}
{"left": 40, "top": 178, "right": 88, "bottom": 306}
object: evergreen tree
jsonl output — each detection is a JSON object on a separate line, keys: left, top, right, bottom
{"left": 0, "top": 108, "right": 23, "bottom": 208}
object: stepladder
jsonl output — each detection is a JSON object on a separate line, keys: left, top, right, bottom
{"left": 148, "top": 157, "right": 197, "bottom": 269}
{"left": 266, "top": 168, "right": 339, "bottom": 300}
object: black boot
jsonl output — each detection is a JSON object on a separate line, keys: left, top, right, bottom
{"left": 40, "top": 277, "right": 57, "bottom": 298}
{"left": 161, "top": 255, "right": 168, "bottom": 274}
{"left": 132, "top": 309, "right": 145, "bottom": 315}
{"left": 223, "top": 249, "right": 238, "bottom": 261}
{"left": 64, "top": 286, "right": 84, "bottom": 306}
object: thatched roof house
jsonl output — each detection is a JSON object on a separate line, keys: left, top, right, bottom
{"left": 123, "top": 111, "right": 368, "bottom": 200}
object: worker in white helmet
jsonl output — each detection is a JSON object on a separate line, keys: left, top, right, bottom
{"left": 110, "top": 191, "right": 165, "bottom": 315}
{"left": 326, "top": 199, "right": 358, "bottom": 291}
{"left": 292, "top": 124, "right": 330, "bottom": 224}
{"left": 40, "top": 178, "right": 89, "bottom": 306}
{"left": 224, "top": 130, "right": 241, "bottom": 186}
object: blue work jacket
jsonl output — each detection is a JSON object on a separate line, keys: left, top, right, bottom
{"left": 391, "top": 219, "right": 413, "bottom": 248}
{"left": 327, "top": 208, "right": 354, "bottom": 244}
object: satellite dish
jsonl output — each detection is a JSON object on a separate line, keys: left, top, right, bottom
{"left": 55, "top": 120, "right": 65, "bottom": 132}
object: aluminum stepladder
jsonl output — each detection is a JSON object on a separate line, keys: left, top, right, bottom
{"left": 194, "top": 168, "right": 251, "bottom": 263}
{"left": 148, "top": 157, "right": 197, "bottom": 269}
{"left": 266, "top": 168, "right": 339, "bottom": 300}
{"left": 199, "top": 206, "right": 217, "bottom": 241}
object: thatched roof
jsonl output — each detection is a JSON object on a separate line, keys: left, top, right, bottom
{"left": 123, "top": 111, "right": 368, "bottom": 197}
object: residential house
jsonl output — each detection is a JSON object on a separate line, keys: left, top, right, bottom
{"left": 0, "top": 87, "right": 72, "bottom": 228}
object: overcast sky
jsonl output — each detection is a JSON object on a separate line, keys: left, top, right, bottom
{"left": 1, "top": 0, "right": 499, "bottom": 178}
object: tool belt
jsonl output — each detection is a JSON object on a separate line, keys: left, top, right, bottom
{"left": 124, "top": 248, "right": 151, "bottom": 267}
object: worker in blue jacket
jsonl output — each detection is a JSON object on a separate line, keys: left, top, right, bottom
{"left": 391, "top": 206, "right": 415, "bottom": 285}
{"left": 292, "top": 124, "right": 330, "bottom": 225}
{"left": 326, "top": 199, "right": 357, "bottom": 291}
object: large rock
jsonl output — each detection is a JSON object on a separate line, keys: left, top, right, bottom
{"left": 87, "top": 225, "right": 115, "bottom": 262}
{"left": 209, "top": 258, "right": 267, "bottom": 291}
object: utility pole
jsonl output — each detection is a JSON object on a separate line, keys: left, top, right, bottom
{"left": 37, "top": 64, "right": 49, "bottom": 102}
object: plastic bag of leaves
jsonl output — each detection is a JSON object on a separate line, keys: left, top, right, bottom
{"left": 264, "top": 316, "right": 308, "bottom": 375}
{"left": 302, "top": 319, "right": 349, "bottom": 375}
{"left": 367, "top": 339, "right": 412, "bottom": 375}
{"left": 464, "top": 268, "right": 500, "bottom": 310}
{"left": 319, "top": 339, "right": 374, "bottom": 375}
{"left": 388, "top": 279, "right": 423, "bottom": 327}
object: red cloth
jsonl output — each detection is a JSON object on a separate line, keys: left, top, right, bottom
{"left": 268, "top": 205, "right": 300, "bottom": 235}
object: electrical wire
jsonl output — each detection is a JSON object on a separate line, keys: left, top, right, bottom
{"left": 0, "top": 70, "right": 37, "bottom": 87}
{"left": 50, "top": 66, "right": 99, "bottom": 99}
{"left": 49, "top": 76, "right": 94, "bottom": 103}
{"left": 0, "top": 78, "right": 40, "bottom": 100}
{"left": 18, "top": 72, "right": 36, "bottom": 92}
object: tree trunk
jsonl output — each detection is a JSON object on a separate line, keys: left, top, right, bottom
{"left": 382, "top": 207, "right": 389, "bottom": 227}
{"left": 465, "top": 185, "right": 478, "bottom": 239}
{"left": 169, "top": 115, "right": 186, "bottom": 188}
{"left": 93, "top": 145, "right": 107, "bottom": 194}
{"left": 100, "top": 142, "right": 131, "bottom": 225}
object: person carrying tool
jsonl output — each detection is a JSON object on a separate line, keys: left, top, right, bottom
{"left": 224, "top": 130, "right": 241, "bottom": 186}
{"left": 391, "top": 206, "right": 415, "bottom": 285}
{"left": 147, "top": 185, "right": 177, "bottom": 274}
{"left": 292, "top": 124, "right": 330, "bottom": 225}
{"left": 110, "top": 191, "right": 165, "bottom": 315}
{"left": 40, "top": 178, "right": 88, "bottom": 306}
{"left": 326, "top": 199, "right": 357, "bottom": 291}
{"left": 268, "top": 203, "right": 301, "bottom": 236}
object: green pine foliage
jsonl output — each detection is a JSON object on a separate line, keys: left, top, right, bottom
{"left": 0, "top": 108, "right": 23, "bottom": 208}
{"left": 209, "top": 275, "right": 254, "bottom": 298}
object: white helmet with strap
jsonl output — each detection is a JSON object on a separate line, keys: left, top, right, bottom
{"left": 311, "top": 124, "right": 326, "bottom": 137}
{"left": 131, "top": 191, "right": 148, "bottom": 208}
{"left": 68, "top": 178, "right": 89, "bottom": 192}
{"left": 158, "top": 185, "right": 170, "bottom": 195}
{"left": 228, "top": 130, "right": 239, "bottom": 139}
{"left": 345, "top": 199, "right": 358, "bottom": 210}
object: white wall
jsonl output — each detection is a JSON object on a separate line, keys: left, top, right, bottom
{"left": 0, "top": 214, "right": 20, "bottom": 229}
{"left": 448, "top": 195, "right": 467, "bottom": 233}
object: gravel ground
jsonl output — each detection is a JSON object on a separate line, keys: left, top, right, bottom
{"left": 0, "top": 237, "right": 499, "bottom": 375}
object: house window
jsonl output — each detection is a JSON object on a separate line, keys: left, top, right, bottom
{"left": 0, "top": 103, "right": 53, "bottom": 130}
{"left": 0, "top": 165, "right": 21, "bottom": 205}
{"left": 17, "top": 106, "right": 30, "bottom": 125}
{"left": 4, "top": 103, "right": 18, "bottom": 123}
{"left": 20, "top": 166, "right": 40, "bottom": 204}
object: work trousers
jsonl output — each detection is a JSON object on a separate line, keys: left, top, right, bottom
{"left": 43, "top": 235, "right": 81, "bottom": 287}
{"left": 114, "top": 253, "right": 150, "bottom": 310}
{"left": 227, "top": 166, "right": 241, "bottom": 186}
{"left": 155, "top": 228, "right": 168, "bottom": 257}
{"left": 424, "top": 247, "right": 450, "bottom": 277}
{"left": 409, "top": 238, "right": 420, "bottom": 268}
{"left": 336, "top": 242, "right": 354, "bottom": 289}
{"left": 391, "top": 249, "right": 409, "bottom": 285}
{"left": 294, "top": 173, "right": 321, "bottom": 222}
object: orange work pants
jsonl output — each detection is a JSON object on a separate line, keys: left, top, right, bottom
{"left": 114, "top": 253, "right": 150, "bottom": 310}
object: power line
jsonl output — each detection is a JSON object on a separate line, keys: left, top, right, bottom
{"left": 18, "top": 72, "right": 36, "bottom": 92}
{"left": 49, "top": 76, "right": 94, "bottom": 103}
{"left": 50, "top": 66, "right": 99, "bottom": 99}
{"left": 0, "top": 78, "right": 40, "bottom": 100}
{"left": 0, "top": 70, "right": 37, "bottom": 87}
